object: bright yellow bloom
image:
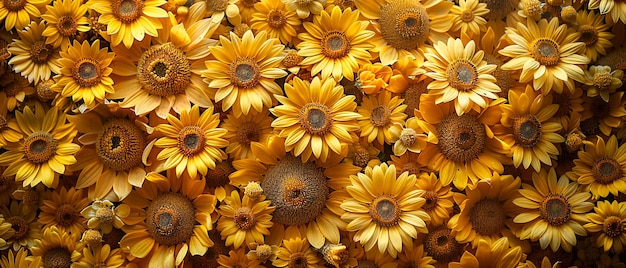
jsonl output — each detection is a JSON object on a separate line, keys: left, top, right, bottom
{"left": 584, "top": 200, "right": 626, "bottom": 253}
{"left": 0, "top": 200, "right": 42, "bottom": 252}
{"left": 74, "top": 244, "right": 125, "bottom": 268}
{"left": 413, "top": 172, "right": 453, "bottom": 226}
{"left": 221, "top": 109, "right": 274, "bottom": 160}
{"left": 588, "top": 0, "right": 626, "bottom": 24}
{"left": 575, "top": 10, "right": 614, "bottom": 62}
{"left": 30, "top": 226, "right": 82, "bottom": 267}
{"left": 283, "top": 0, "right": 325, "bottom": 18}
{"left": 449, "top": 237, "right": 524, "bottom": 268}
{"left": 583, "top": 65, "right": 623, "bottom": 102}
{"left": 0, "top": 248, "right": 41, "bottom": 268}
{"left": 389, "top": 117, "right": 427, "bottom": 156}
{"left": 41, "top": 0, "right": 91, "bottom": 49}
{"left": 38, "top": 187, "right": 90, "bottom": 235}
{"left": 250, "top": 0, "right": 301, "bottom": 45}
{"left": 273, "top": 226, "right": 325, "bottom": 267}
{"left": 0, "top": 0, "right": 49, "bottom": 31}
{"left": 217, "top": 190, "right": 275, "bottom": 248}
{"left": 7, "top": 21, "right": 62, "bottom": 84}
{"left": 357, "top": 90, "right": 406, "bottom": 146}
{"left": 450, "top": 0, "right": 489, "bottom": 37}
{"left": 80, "top": 199, "right": 130, "bottom": 234}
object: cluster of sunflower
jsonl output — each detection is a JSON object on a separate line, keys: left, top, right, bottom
{"left": 3, "top": 0, "right": 626, "bottom": 267}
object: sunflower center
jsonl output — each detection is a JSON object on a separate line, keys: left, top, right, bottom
{"left": 72, "top": 57, "right": 103, "bottom": 88}
{"left": 233, "top": 207, "right": 256, "bottom": 230}
{"left": 44, "top": 247, "right": 72, "bottom": 268}
{"left": 229, "top": 57, "right": 261, "bottom": 88}
{"left": 95, "top": 207, "right": 115, "bottom": 225}
{"left": 289, "top": 252, "right": 308, "bottom": 268}
{"left": 299, "top": 103, "right": 333, "bottom": 135}
{"left": 207, "top": 0, "right": 228, "bottom": 12}
{"left": 2, "top": 0, "right": 26, "bottom": 12}
{"left": 7, "top": 216, "right": 28, "bottom": 239}
{"left": 592, "top": 157, "right": 622, "bottom": 184}
{"left": 399, "top": 128, "right": 417, "bottom": 146}
{"left": 437, "top": 113, "right": 486, "bottom": 163}
{"left": 96, "top": 118, "right": 146, "bottom": 171}
{"left": 205, "top": 161, "right": 234, "bottom": 188}
{"left": 421, "top": 191, "right": 438, "bottom": 210}
{"left": 57, "top": 16, "right": 78, "bottom": 37}
{"left": 55, "top": 204, "right": 79, "bottom": 228}
{"left": 370, "top": 105, "right": 391, "bottom": 127}
{"left": 593, "top": 71, "right": 613, "bottom": 90}
{"left": 283, "top": 50, "right": 303, "bottom": 68}
{"left": 540, "top": 194, "right": 571, "bottom": 226}
{"left": 447, "top": 60, "right": 478, "bottom": 91}
{"left": 578, "top": 25, "right": 598, "bottom": 46}
{"left": 379, "top": 0, "right": 429, "bottom": 50}
{"left": 262, "top": 155, "right": 328, "bottom": 226}
{"left": 369, "top": 195, "right": 400, "bottom": 227}
{"left": 513, "top": 114, "right": 541, "bottom": 147}
{"left": 83, "top": 229, "right": 104, "bottom": 247}
{"left": 424, "top": 226, "right": 463, "bottom": 263}
{"left": 469, "top": 199, "right": 506, "bottom": 236}
{"left": 268, "top": 10, "right": 286, "bottom": 28}
{"left": 353, "top": 147, "right": 370, "bottom": 168}
{"left": 113, "top": 0, "right": 144, "bottom": 23}
{"left": 532, "top": 39, "right": 560, "bottom": 66}
{"left": 137, "top": 43, "right": 191, "bottom": 96}
{"left": 30, "top": 41, "right": 54, "bottom": 64}
{"left": 460, "top": 9, "right": 474, "bottom": 22}
{"left": 23, "top": 131, "right": 57, "bottom": 164}
{"left": 177, "top": 125, "right": 205, "bottom": 157}
{"left": 146, "top": 193, "right": 195, "bottom": 246}
{"left": 237, "top": 122, "right": 260, "bottom": 145}
{"left": 565, "top": 132, "right": 584, "bottom": 153}
{"left": 603, "top": 216, "right": 624, "bottom": 237}
{"left": 321, "top": 30, "right": 351, "bottom": 59}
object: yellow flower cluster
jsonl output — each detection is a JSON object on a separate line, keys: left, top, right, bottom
{"left": 1, "top": 0, "right": 626, "bottom": 267}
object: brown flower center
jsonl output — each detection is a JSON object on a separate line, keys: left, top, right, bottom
{"left": 3, "top": 0, "right": 26, "bottom": 12}
{"left": 513, "top": 114, "right": 542, "bottom": 147}
{"left": 299, "top": 103, "right": 333, "bottom": 135}
{"left": 7, "top": 216, "right": 28, "bottom": 240}
{"left": 447, "top": 59, "right": 479, "bottom": 91}
{"left": 592, "top": 156, "right": 622, "bottom": 184}
{"left": 399, "top": 128, "right": 417, "bottom": 147}
{"left": 146, "top": 193, "right": 196, "bottom": 246}
{"left": 424, "top": 226, "right": 463, "bottom": 263}
{"left": 137, "top": 43, "right": 191, "bottom": 96}
{"left": 55, "top": 204, "right": 79, "bottom": 228}
{"left": 283, "top": 50, "right": 303, "bottom": 68}
{"left": 532, "top": 38, "right": 560, "bottom": 66}
{"left": 469, "top": 199, "right": 506, "bottom": 236}
{"left": 23, "top": 131, "right": 57, "bottom": 164}
{"left": 177, "top": 126, "right": 205, "bottom": 156}
{"left": 229, "top": 57, "right": 261, "bottom": 88}
{"left": 44, "top": 247, "right": 72, "bottom": 268}
{"left": 437, "top": 113, "right": 486, "bottom": 163}
{"left": 593, "top": 71, "right": 613, "bottom": 90}
{"left": 370, "top": 105, "right": 391, "bottom": 127}
{"left": 353, "top": 147, "right": 370, "bottom": 168}
{"left": 289, "top": 252, "right": 308, "bottom": 268}
{"left": 237, "top": 122, "right": 260, "bottom": 145}
{"left": 603, "top": 216, "right": 624, "bottom": 237}
{"left": 540, "top": 194, "right": 571, "bottom": 226}
{"left": 369, "top": 195, "right": 401, "bottom": 227}
{"left": 578, "top": 25, "right": 598, "bottom": 46}
{"left": 233, "top": 207, "right": 255, "bottom": 230}
{"left": 57, "top": 16, "right": 78, "bottom": 37}
{"left": 30, "top": 41, "right": 54, "bottom": 64}
{"left": 421, "top": 191, "right": 439, "bottom": 210}
{"left": 207, "top": 0, "right": 228, "bottom": 12}
{"left": 205, "top": 161, "right": 234, "bottom": 188}
{"left": 96, "top": 118, "right": 146, "bottom": 171}
{"left": 112, "top": 0, "right": 144, "bottom": 23}
{"left": 95, "top": 207, "right": 115, "bottom": 225}
{"left": 267, "top": 10, "right": 286, "bottom": 28}
{"left": 321, "top": 30, "right": 351, "bottom": 59}
{"left": 380, "top": 0, "right": 430, "bottom": 50}
{"left": 460, "top": 9, "right": 474, "bottom": 22}
{"left": 72, "top": 57, "right": 103, "bottom": 88}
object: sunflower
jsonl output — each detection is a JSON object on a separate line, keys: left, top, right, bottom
{"left": 341, "top": 163, "right": 430, "bottom": 258}
{"left": 345, "top": 138, "right": 381, "bottom": 170}
{"left": 499, "top": 17, "right": 589, "bottom": 95}
{"left": 152, "top": 105, "right": 228, "bottom": 178}
{"left": 513, "top": 168, "right": 594, "bottom": 252}
{"left": 397, "top": 244, "right": 435, "bottom": 268}
{"left": 74, "top": 244, "right": 125, "bottom": 268}
{"left": 0, "top": 105, "right": 79, "bottom": 188}
{"left": 500, "top": 85, "right": 564, "bottom": 172}
{"left": 414, "top": 172, "right": 454, "bottom": 227}
{"left": 296, "top": 6, "right": 374, "bottom": 81}
{"left": 119, "top": 175, "right": 216, "bottom": 267}
{"left": 221, "top": 109, "right": 274, "bottom": 160}
{"left": 246, "top": 243, "right": 280, "bottom": 264}
{"left": 583, "top": 65, "right": 623, "bottom": 103}
{"left": 0, "top": 71, "right": 35, "bottom": 111}
{"left": 450, "top": 0, "right": 489, "bottom": 38}
{"left": 448, "top": 237, "right": 524, "bottom": 268}
{"left": 87, "top": 0, "right": 168, "bottom": 48}
{"left": 41, "top": 0, "right": 91, "bottom": 49}
{"left": 250, "top": 0, "right": 301, "bottom": 45}
{"left": 38, "top": 187, "right": 90, "bottom": 235}
{"left": 423, "top": 38, "right": 500, "bottom": 115}
{"left": 53, "top": 40, "right": 115, "bottom": 111}
{"left": 0, "top": 94, "right": 22, "bottom": 147}
{"left": 389, "top": 152, "right": 430, "bottom": 176}
{"left": 194, "top": 0, "right": 242, "bottom": 25}
{"left": 80, "top": 199, "right": 130, "bottom": 234}
{"left": 283, "top": 0, "right": 326, "bottom": 18}
{"left": 584, "top": 200, "right": 626, "bottom": 253}
{"left": 567, "top": 135, "right": 626, "bottom": 199}
{"left": 203, "top": 30, "right": 286, "bottom": 117}
{"left": 217, "top": 248, "right": 264, "bottom": 268}
{"left": 575, "top": 10, "right": 614, "bottom": 62}
{"left": 270, "top": 76, "right": 360, "bottom": 163}
{"left": 389, "top": 116, "right": 427, "bottom": 156}
{"left": 588, "top": 0, "right": 626, "bottom": 23}
{"left": 423, "top": 225, "right": 464, "bottom": 265}
{"left": 357, "top": 90, "right": 406, "bottom": 147}
{"left": 216, "top": 189, "right": 275, "bottom": 248}
{"left": 272, "top": 226, "right": 325, "bottom": 268}
{"left": 68, "top": 105, "right": 150, "bottom": 201}
{"left": 1, "top": 200, "right": 42, "bottom": 251}
{"left": 0, "top": 0, "right": 49, "bottom": 31}
{"left": 580, "top": 91, "right": 626, "bottom": 137}
{"left": 30, "top": 226, "right": 82, "bottom": 268}
{"left": 415, "top": 94, "right": 509, "bottom": 189}
{"left": 0, "top": 216, "right": 14, "bottom": 249}
{"left": 354, "top": 0, "right": 454, "bottom": 66}
{"left": 109, "top": 14, "right": 218, "bottom": 119}
{"left": 0, "top": 248, "right": 41, "bottom": 268}
{"left": 7, "top": 21, "right": 62, "bottom": 84}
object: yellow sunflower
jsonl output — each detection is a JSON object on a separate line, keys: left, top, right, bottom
{"left": 583, "top": 65, "right": 623, "bottom": 103}
{"left": 0, "top": 105, "right": 79, "bottom": 188}
{"left": 221, "top": 109, "right": 274, "bottom": 160}
{"left": 87, "top": 0, "right": 168, "bottom": 48}
{"left": 0, "top": 216, "right": 14, "bottom": 249}
{"left": 513, "top": 168, "right": 594, "bottom": 252}
{"left": 588, "top": 0, "right": 626, "bottom": 24}
{"left": 389, "top": 117, "right": 428, "bottom": 156}
{"left": 0, "top": 248, "right": 41, "bottom": 268}
{"left": 53, "top": 40, "right": 115, "bottom": 111}
{"left": 0, "top": 94, "right": 22, "bottom": 147}
{"left": 283, "top": 0, "right": 325, "bottom": 18}
{"left": 30, "top": 226, "right": 83, "bottom": 268}
{"left": 584, "top": 200, "right": 626, "bottom": 253}
{"left": 203, "top": 30, "right": 287, "bottom": 117}
{"left": 74, "top": 244, "right": 125, "bottom": 268}
{"left": 1, "top": 200, "right": 41, "bottom": 251}
{"left": 296, "top": 6, "right": 374, "bottom": 81}
{"left": 414, "top": 172, "right": 454, "bottom": 227}
{"left": 354, "top": 0, "right": 454, "bottom": 66}
{"left": 109, "top": 14, "right": 218, "bottom": 119}
{"left": 250, "top": 0, "right": 301, "bottom": 45}
{"left": 0, "top": 0, "right": 49, "bottom": 31}
{"left": 7, "top": 21, "right": 62, "bottom": 84}
{"left": 80, "top": 199, "right": 130, "bottom": 234}
{"left": 41, "top": 0, "right": 91, "bottom": 49}
{"left": 119, "top": 175, "right": 216, "bottom": 267}
{"left": 450, "top": 0, "right": 489, "bottom": 38}
{"left": 357, "top": 90, "right": 406, "bottom": 147}
{"left": 423, "top": 38, "right": 500, "bottom": 115}
{"left": 500, "top": 85, "right": 564, "bottom": 172}
{"left": 567, "top": 135, "right": 626, "bottom": 198}
{"left": 415, "top": 94, "right": 509, "bottom": 189}
{"left": 581, "top": 91, "right": 626, "bottom": 136}
{"left": 448, "top": 237, "right": 524, "bottom": 268}
{"left": 217, "top": 248, "right": 264, "bottom": 268}
{"left": 216, "top": 189, "right": 275, "bottom": 248}
{"left": 575, "top": 10, "right": 614, "bottom": 62}
{"left": 397, "top": 244, "right": 435, "bottom": 268}
{"left": 270, "top": 76, "right": 360, "bottom": 163}
{"left": 152, "top": 105, "right": 228, "bottom": 178}
{"left": 193, "top": 0, "right": 242, "bottom": 24}
{"left": 38, "top": 187, "right": 89, "bottom": 235}
{"left": 273, "top": 226, "right": 325, "bottom": 267}
{"left": 0, "top": 71, "right": 35, "bottom": 112}
{"left": 423, "top": 225, "right": 464, "bottom": 265}
{"left": 499, "top": 17, "right": 589, "bottom": 95}
{"left": 341, "top": 163, "right": 430, "bottom": 258}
